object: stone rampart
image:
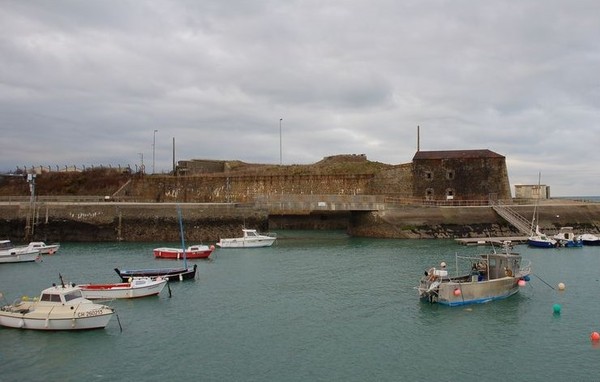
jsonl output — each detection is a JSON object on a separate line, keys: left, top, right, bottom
{"left": 125, "top": 174, "right": 379, "bottom": 203}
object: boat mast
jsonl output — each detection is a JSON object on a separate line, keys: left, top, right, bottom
{"left": 530, "top": 172, "right": 542, "bottom": 235}
{"left": 177, "top": 205, "right": 188, "bottom": 269}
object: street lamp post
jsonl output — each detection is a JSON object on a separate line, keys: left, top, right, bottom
{"left": 279, "top": 118, "right": 283, "bottom": 165}
{"left": 152, "top": 129, "right": 158, "bottom": 174}
{"left": 138, "top": 152, "right": 144, "bottom": 174}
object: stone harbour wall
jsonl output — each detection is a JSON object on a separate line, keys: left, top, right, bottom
{"left": 1, "top": 201, "right": 599, "bottom": 243}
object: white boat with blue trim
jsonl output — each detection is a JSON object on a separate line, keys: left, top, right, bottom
{"left": 417, "top": 245, "right": 531, "bottom": 307}
{"left": 553, "top": 227, "right": 583, "bottom": 247}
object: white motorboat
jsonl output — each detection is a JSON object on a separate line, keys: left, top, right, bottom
{"left": 579, "top": 233, "right": 600, "bottom": 246}
{"left": 0, "top": 280, "right": 115, "bottom": 330}
{"left": 216, "top": 228, "right": 277, "bottom": 248}
{"left": 26, "top": 241, "right": 60, "bottom": 255}
{"left": 553, "top": 227, "right": 583, "bottom": 247}
{"left": 79, "top": 277, "right": 168, "bottom": 299}
{"left": 0, "top": 240, "right": 40, "bottom": 263}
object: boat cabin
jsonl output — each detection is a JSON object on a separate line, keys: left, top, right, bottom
{"left": 0, "top": 240, "right": 15, "bottom": 250}
{"left": 40, "top": 285, "right": 85, "bottom": 304}
{"left": 244, "top": 230, "right": 259, "bottom": 238}
{"left": 478, "top": 252, "right": 522, "bottom": 280}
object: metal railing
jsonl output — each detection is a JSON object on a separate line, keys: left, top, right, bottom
{"left": 490, "top": 200, "right": 532, "bottom": 235}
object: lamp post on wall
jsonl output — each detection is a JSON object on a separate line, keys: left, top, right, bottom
{"left": 152, "top": 129, "right": 158, "bottom": 174}
{"left": 138, "top": 152, "right": 144, "bottom": 174}
{"left": 279, "top": 118, "right": 283, "bottom": 165}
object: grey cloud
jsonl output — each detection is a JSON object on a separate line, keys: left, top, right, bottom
{"left": 1, "top": 0, "right": 599, "bottom": 195}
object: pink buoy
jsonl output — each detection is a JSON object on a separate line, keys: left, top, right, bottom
{"left": 518, "top": 279, "right": 526, "bottom": 287}
{"left": 591, "top": 332, "right": 600, "bottom": 341}
{"left": 453, "top": 289, "right": 461, "bottom": 296}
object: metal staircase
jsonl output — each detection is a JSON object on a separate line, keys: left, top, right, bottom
{"left": 491, "top": 200, "right": 532, "bottom": 235}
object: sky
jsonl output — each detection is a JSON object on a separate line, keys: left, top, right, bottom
{"left": 1, "top": 1, "right": 599, "bottom": 196}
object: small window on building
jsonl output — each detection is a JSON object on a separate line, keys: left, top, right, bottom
{"left": 446, "top": 170, "right": 455, "bottom": 180}
{"left": 426, "top": 188, "right": 434, "bottom": 200}
{"left": 446, "top": 189, "right": 454, "bottom": 200}
{"left": 425, "top": 171, "right": 433, "bottom": 180}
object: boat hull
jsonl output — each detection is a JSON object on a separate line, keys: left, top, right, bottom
{"left": 583, "top": 240, "right": 600, "bottom": 246}
{"left": 80, "top": 279, "right": 167, "bottom": 299}
{"left": 0, "top": 312, "right": 114, "bottom": 330}
{"left": 421, "top": 277, "right": 520, "bottom": 306}
{"left": 0, "top": 251, "right": 39, "bottom": 263}
{"left": 153, "top": 247, "right": 213, "bottom": 259}
{"left": 114, "top": 264, "right": 197, "bottom": 282}
{"left": 527, "top": 239, "right": 556, "bottom": 248}
{"left": 0, "top": 303, "right": 114, "bottom": 330}
{"left": 216, "top": 238, "right": 276, "bottom": 248}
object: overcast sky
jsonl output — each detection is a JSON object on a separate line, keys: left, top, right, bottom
{"left": 1, "top": 1, "right": 599, "bottom": 196}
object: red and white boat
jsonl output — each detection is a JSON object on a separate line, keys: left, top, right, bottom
{"left": 153, "top": 244, "right": 215, "bottom": 259}
{"left": 26, "top": 241, "right": 60, "bottom": 255}
{"left": 79, "top": 277, "right": 168, "bottom": 299}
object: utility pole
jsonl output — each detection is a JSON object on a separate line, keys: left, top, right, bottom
{"left": 138, "top": 152, "right": 144, "bottom": 174}
{"left": 152, "top": 129, "right": 158, "bottom": 174}
{"left": 172, "top": 137, "right": 176, "bottom": 175}
{"left": 279, "top": 118, "right": 283, "bottom": 165}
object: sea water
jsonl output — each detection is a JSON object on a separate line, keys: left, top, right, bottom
{"left": 0, "top": 231, "right": 599, "bottom": 381}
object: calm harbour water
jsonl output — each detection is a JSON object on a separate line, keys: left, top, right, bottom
{"left": 1, "top": 231, "right": 599, "bottom": 381}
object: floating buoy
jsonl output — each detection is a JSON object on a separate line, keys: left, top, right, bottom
{"left": 518, "top": 279, "right": 526, "bottom": 287}
{"left": 453, "top": 288, "right": 461, "bottom": 296}
{"left": 553, "top": 304, "right": 562, "bottom": 314}
{"left": 591, "top": 332, "right": 600, "bottom": 341}
{"left": 558, "top": 282, "right": 566, "bottom": 291}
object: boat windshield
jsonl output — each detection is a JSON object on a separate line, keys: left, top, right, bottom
{"left": 0, "top": 241, "right": 13, "bottom": 250}
{"left": 40, "top": 293, "right": 62, "bottom": 302}
{"left": 64, "top": 290, "right": 83, "bottom": 302}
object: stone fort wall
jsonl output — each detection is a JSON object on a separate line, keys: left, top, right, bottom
{"left": 122, "top": 166, "right": 415, "bottom": 203}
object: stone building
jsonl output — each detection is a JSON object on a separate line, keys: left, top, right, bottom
{"left": 162, "top": 150, "right": 513, "bottom": 203}
{"left": 514, "top": 184, "right": 550, "bottom": 199}
{"left": 411, "top": 149, "right": 512, "bottom": 202}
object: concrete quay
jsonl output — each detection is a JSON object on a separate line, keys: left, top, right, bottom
{"left": 0, "top": 198, "right": 599, "bottom": 243}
